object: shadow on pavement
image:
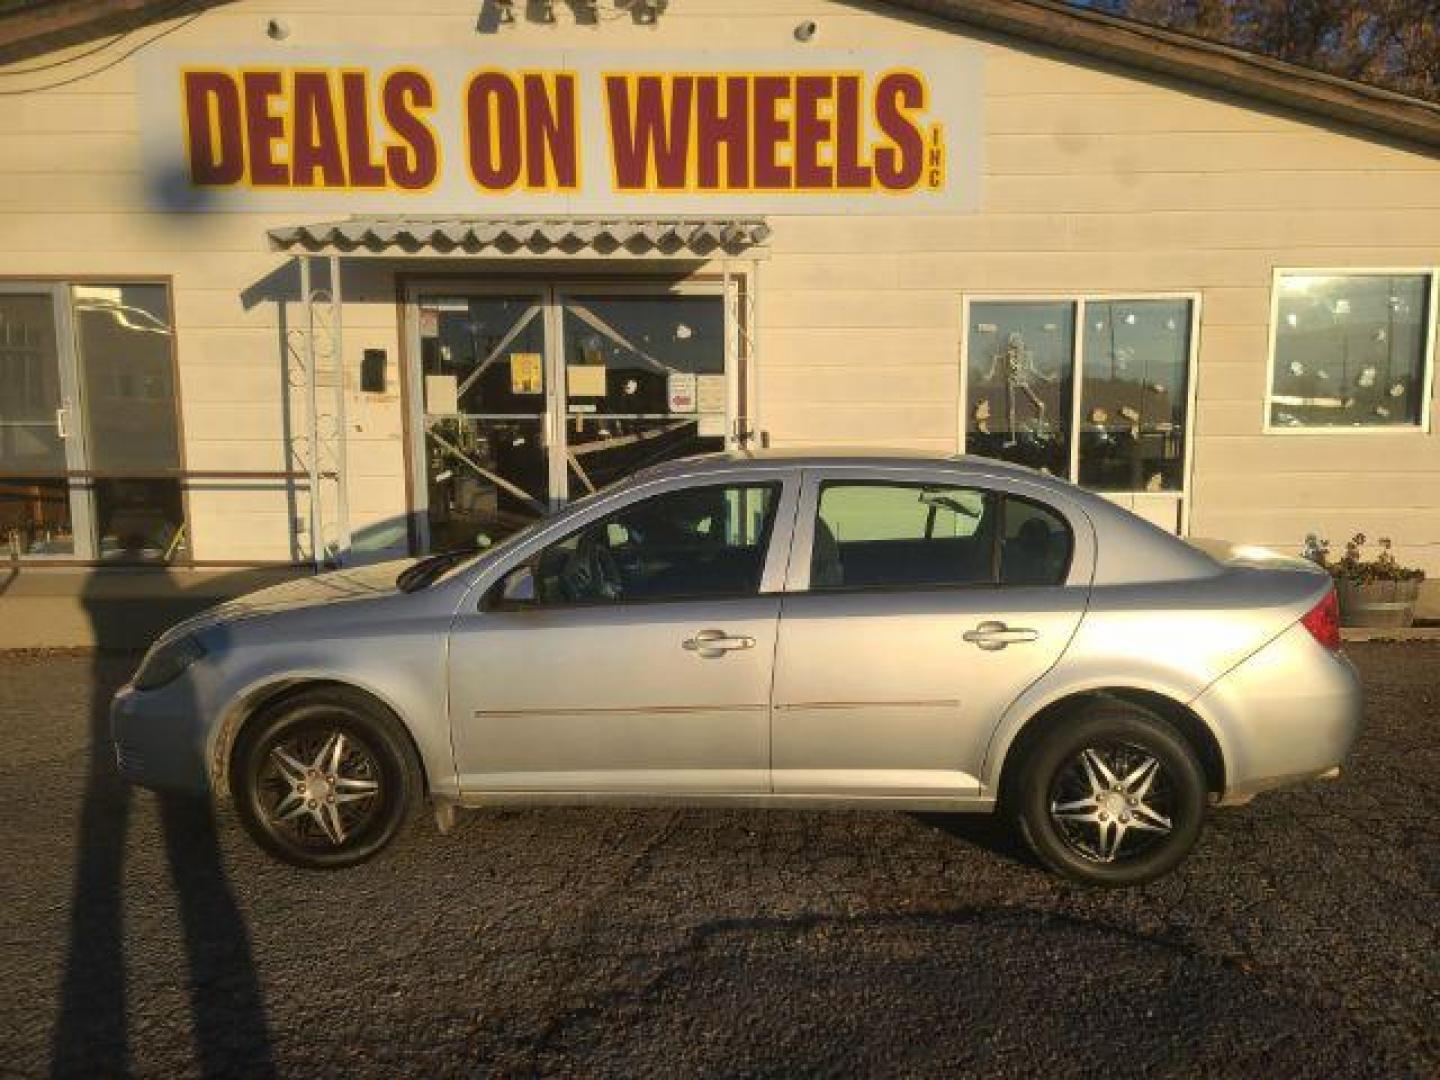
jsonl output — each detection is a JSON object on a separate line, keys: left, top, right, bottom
{"left": 50, "top": 571, "right": 278, "bottom": 1077}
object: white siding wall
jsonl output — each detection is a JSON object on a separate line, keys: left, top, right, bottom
{"left": 2, "top": 0, "right": 1437, "bottom": 576}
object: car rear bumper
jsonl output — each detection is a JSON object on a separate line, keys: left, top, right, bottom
{"left": 1193, "top": 623, "right": 1363, "bottom": 806}
{"left": 110, "top": 679, "right": 214, "bottom": 797}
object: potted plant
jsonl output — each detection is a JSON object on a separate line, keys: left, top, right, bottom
{"left": 1302, "top": 533, "right": 1426, "bottom": 628}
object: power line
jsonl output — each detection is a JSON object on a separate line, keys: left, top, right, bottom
{"left": 0, "top": 3, "right": 204, "bottom": 95}
{"left": 0, "top": 31, "right": 126, "bottom": 76}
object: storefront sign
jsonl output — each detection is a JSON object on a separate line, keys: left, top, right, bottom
{"left": 138, "top": 50, "right": 982, "bottom": 214}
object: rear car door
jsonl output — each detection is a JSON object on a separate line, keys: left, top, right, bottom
{"left": 447, "top": 472, "right": 797, "bottom": 794}
{"left": 771, "top": 467, "right": 1092, "bottom": 796}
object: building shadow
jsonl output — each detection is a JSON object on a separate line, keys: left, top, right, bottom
{"left": 50, "top": 568, "right": 281, "bottom": 1078}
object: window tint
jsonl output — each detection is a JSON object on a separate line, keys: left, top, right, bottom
{"left": 812, "top": 483, "right": 1000, "bottom": 590}
{"left": 532, "top": 483, "right": 779, "bottom": 604}
{"left": 1000, "top": 497, "right": 1072, "bottom": 587}
{"left": 811, "top": 483, "right": 1072, "bottom": 591}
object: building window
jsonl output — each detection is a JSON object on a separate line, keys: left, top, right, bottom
{"left": 0, "top": 281, "right": 186, "bottom": 562}
{"left": 1267, "top": 271, "right": 1435, "bottom": 431}
{"left": 964, "top": 296, "right": 1196, "bottom": 495}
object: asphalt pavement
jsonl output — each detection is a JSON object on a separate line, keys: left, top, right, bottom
{"left": 0, "top": 644, "right": 1435, "bottom": 1078}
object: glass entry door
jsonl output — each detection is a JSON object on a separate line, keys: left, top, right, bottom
{"left": 410, "top": 283, "right": 731, "bottom": 553}
{"left": 0, "top": 285, "right": 89, "bottom": 558}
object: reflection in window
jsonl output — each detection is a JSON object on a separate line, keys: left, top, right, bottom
{"left": 95, "top": 479, "right": 187, "bottom": 561}
{"left": 1269, "top": 273, "right": 1431, "bottom": 429}
{"left": 73, "top": 284, "right": 181, "bottom": 472}
{"left": 1079, "top": 300, "right": 1192, "bottom": 492}
{"left": 534, "top": 483, "right": 778, "bottom": 604}
{"left": 0, "top": 477, "right": 74, "bottom": 556}
{"left": 1, "top": 293, "right": 69, "bottom": 473}
{"left": 966, "top": 302, "right": 1075, "bottom": 477}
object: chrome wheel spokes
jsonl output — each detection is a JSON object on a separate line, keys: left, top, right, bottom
{"left": 1049, "top": 744, "right": 1173, "bottom": 864}
{"left": 261, "top": 728, "right": 382, "bottom": 848}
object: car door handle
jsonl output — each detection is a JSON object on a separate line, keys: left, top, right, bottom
{"left": 962, "top": 621, "right": 1039, "bottom": 651}
{"left": 682, "top": 629, "right": 755, "bottom": 657}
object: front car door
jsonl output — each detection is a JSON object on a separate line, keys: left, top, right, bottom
{"left": 447, "top": 469, "right": 798, "bottom": 794}
{"left": 771, "top": 465, "right": 1094, "bottom": 797}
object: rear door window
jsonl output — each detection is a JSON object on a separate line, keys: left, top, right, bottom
{"left": 810, "top": 482, "right": 1071, "bottom": 590}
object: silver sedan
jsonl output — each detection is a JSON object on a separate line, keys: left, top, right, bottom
{"left": 112, "top": 451, "right": 1361, "bottom": 886}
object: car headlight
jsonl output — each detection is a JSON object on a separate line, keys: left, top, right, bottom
{"left": 133, "top": 634, "right": 207, "bottom": 691}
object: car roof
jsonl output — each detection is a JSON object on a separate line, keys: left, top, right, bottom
{"left": 637, "top": 448, "right": 1050, "bottom": 481}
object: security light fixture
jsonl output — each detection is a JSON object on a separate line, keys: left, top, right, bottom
{"left": 794, "top": 20, "right": 817, "bottom": 42}
{"left": 265, "top": 17, "right": 291, "bottom": 40}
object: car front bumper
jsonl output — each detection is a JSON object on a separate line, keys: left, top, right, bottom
{"left": 110, "top": 677, "right": 215, "bottom": 797}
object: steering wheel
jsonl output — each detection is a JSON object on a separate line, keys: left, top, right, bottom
{"left": 561, "top": 531, "right": 625, "bottom": 600}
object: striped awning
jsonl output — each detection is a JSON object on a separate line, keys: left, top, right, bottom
{"left": 267, "top": 216, "right": 771, "bottom": 255}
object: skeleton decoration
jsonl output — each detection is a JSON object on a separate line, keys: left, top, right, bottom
{"left": 983, "top": 332, "right": 1056, "bottom": 448}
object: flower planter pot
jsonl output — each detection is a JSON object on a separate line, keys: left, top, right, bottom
{"left": 1335, "top": 577, "right": 1422, "bottom": 629}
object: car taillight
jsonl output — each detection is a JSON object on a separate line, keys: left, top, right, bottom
{"left": 1300, "top": 588, "right": 1341, "bottom": 651}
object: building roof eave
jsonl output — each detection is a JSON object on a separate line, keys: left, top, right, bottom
{"left": 891, "top": 0, "right": 1440, "bottom": 152}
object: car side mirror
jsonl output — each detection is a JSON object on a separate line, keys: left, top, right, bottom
{"left": 493, "top": 564, "right": 536, "bottom": 608}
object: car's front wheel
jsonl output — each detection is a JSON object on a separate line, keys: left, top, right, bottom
{"left": 1010, "top": 704, "right": 1207, "bottom": 886}
{"left": 231, "top": 688, "right": 422, "bottom": 869}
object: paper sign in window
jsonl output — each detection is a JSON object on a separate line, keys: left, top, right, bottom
{"left": 567, "top": 365, "right": 607, "bottom": 397}
{"left": 667, "top": 372, "right": 697, "bottom": 412}
{"left": 696, "top": 374, "right": 727, "bottom": 414}
{"left": 424, "top": 374, "right": 458, "bottom": 414}
{"left": 510, "top": 352, "right": 542, "bottom": 395}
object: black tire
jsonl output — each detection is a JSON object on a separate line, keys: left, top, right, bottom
{"left": 231, "top": 687, "right": 422, "bottom": 870}
{"left": 1009, "top": 704, "right": 1207, "bottom": 887}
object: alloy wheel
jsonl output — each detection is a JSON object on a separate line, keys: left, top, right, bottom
{"left": 258, "top": 728, "right": 384, "bottom": 848}
{"left": 1047, "top": 742, "right": 1174, "bottom": 864}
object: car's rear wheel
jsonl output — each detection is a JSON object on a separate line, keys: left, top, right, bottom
{"left": 1010, "top": 704, "right": 1207, "bottom": 886}
{"left": 232, "top": 688, "right": 422, "bottom": 869}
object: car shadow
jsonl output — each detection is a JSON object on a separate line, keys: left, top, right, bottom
{"left": 909, "top": 810, "right": 1037, "bottom": 871}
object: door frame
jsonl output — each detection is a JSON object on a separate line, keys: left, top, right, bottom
{"left": 0, "top": 282, "right": 95, "bottom": 559}
{"left": 401, "top": 274, "right": 743, "bottom": 555}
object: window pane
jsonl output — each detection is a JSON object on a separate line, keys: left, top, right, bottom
{"left": 0, "top": 477, "right": 74, "bottom": 555}
{"left": 1270, "top": 273, "right": 1431, "bottom": 428}
{"left": 418, "top": 295, "right": 546, "bottom": 415}
{"left": 0, "top": 293, "right": 67, "bottom": 472}
{"left": 562, "top": 295, "right": 727, "bottom": 497}
{"left": 95, "top": 478, "right": 187, "bottom": 562}
{"left": 426, "top": 416, "right": 547, "bottom": 551}
{"left": 966, "top": 302, "right": 1075, "bottom": 477}
{"left": 1079, "top": 300, "right": 1192, "bottom": 492}
{"left": 535, "top": 483, "right": 778, "bottom": 604}
{"left": 73, "top": 284, "right": 181, "bottom": 471}
{"left": 812, "top": 483, "right": 998, "bottom": 590}
{"left": 1000, "top": 497, "right": 1072, "bottom": 587}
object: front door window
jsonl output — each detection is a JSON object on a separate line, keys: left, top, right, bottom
{"left": 413, "top": 286, "right": 732, "bottom": 553}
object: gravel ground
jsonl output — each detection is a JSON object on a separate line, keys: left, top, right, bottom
{"left": 0, "top": 644, "right": 1436, "bottom": 1078}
